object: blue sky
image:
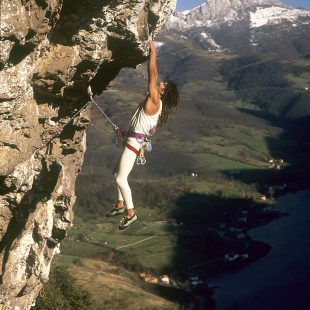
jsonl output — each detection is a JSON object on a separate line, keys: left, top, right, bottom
{"left": 176, "top": 0, "right": 310, "bottom": 11}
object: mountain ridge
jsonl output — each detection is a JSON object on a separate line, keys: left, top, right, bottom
{"left": 168, "top": 0, "right": 309, "bottom": 29}
{"left": 164, "top": 0, "right": 310, "bottom": 57}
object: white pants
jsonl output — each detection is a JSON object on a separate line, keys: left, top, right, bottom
{"left": 113, "top": 137, "right": 139, "bottom": 210}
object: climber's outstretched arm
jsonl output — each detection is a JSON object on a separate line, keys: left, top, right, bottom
{"left": 145, "top": 41, "right": 160, "bottom": 114}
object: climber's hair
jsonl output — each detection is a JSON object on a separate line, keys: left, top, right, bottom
{"left": 158, "top": 80, "right": 180, "bottom": 127}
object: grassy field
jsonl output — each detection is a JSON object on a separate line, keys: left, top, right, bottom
{"left": 285, "top": 58, "right": 310, "bottom": 89}
{"left": 286, "top": 72, "right": 310, "bottom": 89}
{"left": 53, "top": 255, "right": 181, "bottom": 309}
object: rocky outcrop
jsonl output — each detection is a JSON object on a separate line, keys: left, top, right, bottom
{"left": 0, "top": 0, "right": 176, "bottom": 308}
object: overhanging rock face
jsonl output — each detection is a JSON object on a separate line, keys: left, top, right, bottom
{"left": 0, "top": 0, "right": 176, "bottom": 308}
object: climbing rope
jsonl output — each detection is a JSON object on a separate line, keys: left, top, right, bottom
{"left": 32, "top": 85, "right": 122, "bottom": 158}
{"left": 33, "top": 99, "right": 90, "bottom": 157}
{"left": 87, "top": 85, "right": 124, "bottom": 146}
{"left": 87, "top": 87, "right": 150, "bottom": 164}
{"left": 32, "top": 86, "right": 149, "bottom": 165}
{"left": 87, "top": 86, "right": 120, "bottom": 131}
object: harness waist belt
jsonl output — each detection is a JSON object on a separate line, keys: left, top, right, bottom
{"left": 129, "top": 132, "right": 145, "bottom": 140}
{"left": 125, "top": 143, "right": 139, "bottom": 156}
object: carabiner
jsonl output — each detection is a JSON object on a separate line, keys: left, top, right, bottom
{"left": 137, "top": 147, "right": 146, "bottom": 165}
{"left": 137, "top": 156, "right": 146, "bottom": 165}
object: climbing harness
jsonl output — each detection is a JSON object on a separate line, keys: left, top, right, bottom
{"left": 128, "top": 132, "right": 154, "bottom": 165}
{"left": 87, "top": 85, "right": 153, "bottom": 165}
{"left": 126, "top": 131, "right": 152, "bottom": 165}
{"left": 125, "top": 142, "right": 139, "bottom": 156}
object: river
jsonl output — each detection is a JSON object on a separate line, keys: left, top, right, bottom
{"left": 208, "top": 190, "right": 310, "bottom": 310}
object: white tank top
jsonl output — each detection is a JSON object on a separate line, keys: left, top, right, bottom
{"left": 130, "top": 100, "right": 162, "bottom": 136}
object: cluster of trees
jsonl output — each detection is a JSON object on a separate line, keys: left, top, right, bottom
{"left": 220, "top": 56, "right": 298, "bottom": 116}
{"left": 33, "top": 266, "right": 94, "bottom": 310}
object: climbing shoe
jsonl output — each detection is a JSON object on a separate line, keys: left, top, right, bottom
{"left": 119, "top": 214, "right": 138, "bottom": 230}
{"left": 106, "top": 205, "right": 125, "bottom": 217}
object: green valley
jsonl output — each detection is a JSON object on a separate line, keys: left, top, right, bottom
{"left": 37, "top": 36, "right": 310, "bottom": 309}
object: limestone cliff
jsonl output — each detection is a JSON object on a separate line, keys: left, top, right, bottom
{"left": 0, "top": 0, "right": 176, "bottom": 308}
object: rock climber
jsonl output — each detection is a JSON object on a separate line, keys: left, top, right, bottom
{"left": 106, "top": 41, "right": 180, "bottom": 230}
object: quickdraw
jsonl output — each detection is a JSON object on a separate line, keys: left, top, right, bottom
{"left": 136, "top": 139, "right": 153, "bottom": 165}
{"left": 137, "top": 145, "right": 146, "bottom": 165}
{"left": 87, "top": 86, "right": 124, "bottom": 146}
